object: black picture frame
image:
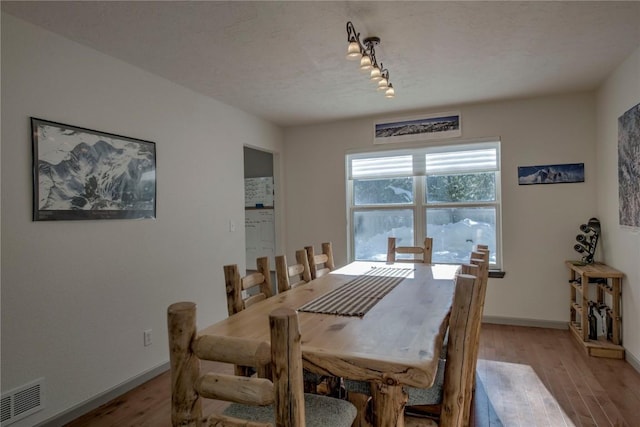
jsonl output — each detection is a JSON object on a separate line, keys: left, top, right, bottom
{"left": 517, "top": 163, "right": 584, "bottom": 185}
{"left": 374, "top": 111, "right": 461, "bottom": 144}
{"left": 31, "top": 117, "right": 157, "bottom": 221}
{"left": 618, "top": 102, "right": 640, "bottom": 228}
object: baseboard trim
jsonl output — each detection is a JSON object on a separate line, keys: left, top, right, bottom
{"left": 627, "top": 351, "right": 640, "bottom": 374}
{"left": 483, "top": 315, "right": 568, "bottom": 330}
{"left": 36, "top": 361, "right": 170, "bottom": 427}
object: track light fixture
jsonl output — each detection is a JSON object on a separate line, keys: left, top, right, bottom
{"left": 346, "top": 21, "right": 395, "bottom": 98}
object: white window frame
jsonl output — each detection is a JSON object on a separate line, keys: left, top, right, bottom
{"left": 346, "top": 139, "right": 502, "bottom": 268}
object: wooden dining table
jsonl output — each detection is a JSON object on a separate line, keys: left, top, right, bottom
{"left": 201, "top": 261, "right": 459, "bottom": 427}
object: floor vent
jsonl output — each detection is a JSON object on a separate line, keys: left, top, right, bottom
{"left": 0, "top": 378, "right": 45, "bottom": 426}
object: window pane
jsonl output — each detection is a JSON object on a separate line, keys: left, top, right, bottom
{"left": 426, "top": 172, "right": 496, "bottom": 203}
{"left": 351, "top": 155, "right": 413, "bottom": 179}
{"left": 426, "top": 207, "right": 496, "bottom": 264}
{"left": 354, "top": 178, "right": 413, "bottom": 205}
{"left": 425, "top": 147, "right": 497, "bottom": 174}
{"left": 354, "top": 210, "right": 414, "bottom": 261}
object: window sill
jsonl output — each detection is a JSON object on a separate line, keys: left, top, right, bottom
{"left": 489, "top": 270, "right": 505, "bottom": 279}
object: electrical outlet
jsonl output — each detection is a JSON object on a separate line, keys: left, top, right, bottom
{"left": 143, "top": 329, "right": 152, "bottom": 347}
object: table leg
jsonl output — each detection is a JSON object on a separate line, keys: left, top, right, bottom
{"left": 371, "top": 383, "right": 407, "bottom": 427}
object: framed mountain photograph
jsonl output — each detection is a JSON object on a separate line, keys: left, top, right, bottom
{"left": 618, "top": 102, "right": 640, "bottom": 228}
{"left": 517, "top": 163, "right": 585, "bottom": 185}
{"left": 374, "top": 111, "right": 461, "bottom": 144}
{"left": 31, "top": 118, "right": 156, "bottom": 221}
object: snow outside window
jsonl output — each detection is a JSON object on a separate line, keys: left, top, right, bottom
{"left": 347, "top": 141, "right": 501, "bottom": 268}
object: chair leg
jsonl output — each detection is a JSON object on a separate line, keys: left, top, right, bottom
{"left": 303, "top": 371, "right": 325, "bottom": 394}
{"left": 347, "top": 391, "right": 372, "bottom": 427}
{"left": 234, "top": 365, "right": 253, "bottom": 377}
{"left": 317, "top": 376, "right": 343, "bottom": 398}
{"left": 404, "top": 415, "right": 438, "bottom": 427}
{"left": 257, "top": 362, "right": 272, "bottom": 380}
{"left": 404, "top": 404, "right": 441, "bottom": 418}
{"left": 304, "top": 378, "right": 319, "bottom": 393}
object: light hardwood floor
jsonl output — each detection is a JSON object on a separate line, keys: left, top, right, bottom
{"left": 65, "top": 324, "right": 640, "bottom": 427}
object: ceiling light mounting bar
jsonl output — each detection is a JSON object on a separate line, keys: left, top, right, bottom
{"left": 345, "top": 21, "right": 395, "bottom": 98}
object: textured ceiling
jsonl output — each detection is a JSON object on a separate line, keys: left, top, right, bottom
{"left": 2, "top": 1, "right": 640, "bottom": 127}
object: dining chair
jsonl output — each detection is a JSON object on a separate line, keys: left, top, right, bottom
{"left": 277, "top": 248, "right": 339, "bottom": 396}
{"left": 404, "top": 251, "right": 489, "bottom": 426}
{"left": 224, "top": 256, "right": 273, "bottom": 316}
{"left": 275, "top": 249, "right": 311, "bottom": 294}
{"left": 304, "top": 242, "right": 343, "bottom": 396}
{"left": 223, "top": 256, "right": 273, "bottom": 377}
{"left": 404, "top": 272, "right": 483, "bottom": 427}
{"left": 461, "top": 248, "right": 490, "bottom": 423}
{"left": 305, "top": 242, "right": 335, "bottom": 279}
{"left": 167, "top": 303, "right": 357, "bottom": 427}
{"left": 387, "top": 237, "right": 433, "bottom": 264}
{"left": 438, "top": 248, "right": 489, "bottom": 366}
{"left": 344, "top": 256, "right": 488, "bottom": 427}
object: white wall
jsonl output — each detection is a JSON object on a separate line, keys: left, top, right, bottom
{"left": 284, "top": 92, "right": 598, "bottom": 326}
{"left": 596, "top": 45, "right": 640, "bottom": 364}
{"left": 1, "top": 13, "right": 283, "bottom": 426}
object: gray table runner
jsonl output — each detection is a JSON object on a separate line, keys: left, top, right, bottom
{"left": 298, "top": 267, "right": 413, "bottom": 317}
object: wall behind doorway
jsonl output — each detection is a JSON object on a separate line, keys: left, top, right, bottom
{"left": 244, "top": 147, "right": 276, "bottom": 293}
{"left": 244, "top": 146, "right": 274, "bottom": 178}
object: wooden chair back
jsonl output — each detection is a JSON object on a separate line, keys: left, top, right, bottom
{"left": 223, "top": 257, "right": 273, "bottom": 377}
{"left": 471, "top": 247, "right": 489, "bottom": 264}
{"left": 224, "top": 256, "right": 273, "bottom": 316}
{"left": 439, "top": 272, "right": 483, "bottom": 426}
{"left": 387, "top": 237, "right": 433, "bottom": 264}
{"left": 346, "top": 267, "right": 484, "bottom": 427}
{"left": 469, "top": 248, "right": 490, "bottom": 312}
{"left": 305, "top": 242, "right": 335, "bottom": 279}
{"left": 463, "top": 248, "right": 490, "bottom": 424}
{"left": 275, "top": 249, "right": 311, "bottom": 293}
{"left": 167, "top": 303, "right": 304, "bottom": 426}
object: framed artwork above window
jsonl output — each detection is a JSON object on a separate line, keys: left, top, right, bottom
{"left": 373, "top": 111, "right": 461, "bottom": 145}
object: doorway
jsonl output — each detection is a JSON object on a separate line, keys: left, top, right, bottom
{"left": 243, "top": 147, "right": 276, "bottom": 292}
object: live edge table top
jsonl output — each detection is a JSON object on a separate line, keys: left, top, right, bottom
{"left": 201, "top": 261, "right": 459, "bottom": 389}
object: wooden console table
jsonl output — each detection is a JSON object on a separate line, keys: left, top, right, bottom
{"left": 566, "top": 261, "right": 624, "bottom": 359}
